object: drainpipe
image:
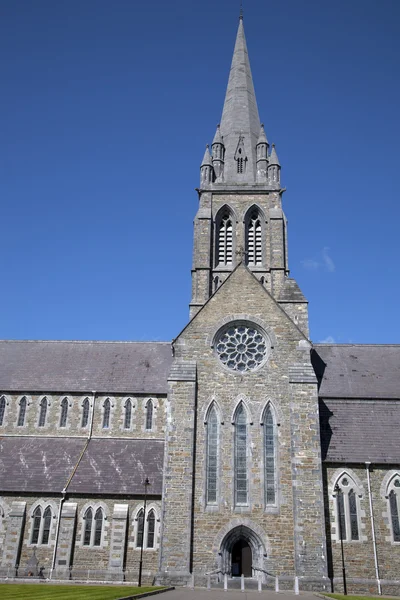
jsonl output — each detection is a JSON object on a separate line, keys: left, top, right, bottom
{"left": 50, "top": 391, "right": 97, "bottom": 580}
{"left": 365, "top": 462, "right": 381, "bottom": 595}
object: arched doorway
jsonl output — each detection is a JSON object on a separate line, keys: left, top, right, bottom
{"left": 231, "top": 539, "right": 252, "bottom": 576}
{"left": 219, "top": 524, "right": 266, "bottom": 578}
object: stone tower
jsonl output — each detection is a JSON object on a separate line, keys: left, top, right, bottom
{"left": 158, "top": 16, "right": 329, "bottom": 590}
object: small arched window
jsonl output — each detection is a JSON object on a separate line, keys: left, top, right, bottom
{"left": 147, "top": 510, "right": 156, "bottom": 548}
{"left": 38, "top": 397, "right": 48, "bottom": 427}
{"left": 216, "top": 211, "right": 233, "bottom": 267}
{"left": 334, "top": 473, "right": 360, "bottom": 541}
{"left": 206, "top": 406, "right": 219, "bottom": 504}
{"left": 387, "top": 475, "right": 400, "bottom": 542}
{"left": 145, "top": 400, "right": 153, "bottom": 431}
{"left": 0, "top": 396, "right": 6, "bottom": 426}
{"left": 124, "top": 399, "right": 132, "bottom": 429}
{"left": 136, "top": 508, "right": 144, "bottom": 548}
{"left": 234, "top": 404, "right": 248, "bottom": 506}
{"left": 81, "top": 398, "right": 90, "bottom": 428}
{"left": 264, "top": 406, "right": 276, "bottom": 506}
{"left": 83, "top": 507, "right": 93, "bottom": 546}
{"left": 246, "top": 210, "right": 263, "bottom": 266}
{"left": 17, "top": 397, "right": 27, "bottom": 427}
{"left": 60, "top": 398, "right": 68, "bottom": 428}
{"left": 103, "top": 398, "right": 111, "bottom": 429}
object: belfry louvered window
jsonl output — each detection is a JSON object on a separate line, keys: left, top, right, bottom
{"left": 246, "top": 209, "right": 262, "bottom": 266}
{"left": 335, "top": 474, "right": 360, "bottom": 541}
{"left": 388, "top": 476, "right": 400, "bottom": 542}
{"left": 234, "top": 404, "right": 248, "bottom": 505}
{"left": 206, "top": 406, "right": 218, "bottom": 504}
{"left": 38, "top": 397, "right": 48, "bottom": 427}
{"left": 103, "top": 398, "right": 111, "bottom": 429}
{"left": 0, "top": 396, "right": 5, "bottom": 426}
{"left": 217, "top": 213, "right": 233, "bottom": 266}
{"left": 145, "top": 399, "right": 153, "bottom": 430}
{"left": 264, "top": 406, "right": 276, "bottom": 505}
{"left": 237, "top": 157, "right": 244, "bottom": 173}
{"left": 17, "top": 397, "right": 27, "bottom": 426}
{"left": 124, "top": 399, "right": 132, "bottom": 429}
{"left": 60, "top": 397, "right": 68, "bottom": 427}
{"left": 81, "top": 398, "right": 90, "bottom": 428}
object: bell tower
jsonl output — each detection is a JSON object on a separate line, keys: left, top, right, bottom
{"left": 189, "top": 16, "right": 308, "bottom": 336}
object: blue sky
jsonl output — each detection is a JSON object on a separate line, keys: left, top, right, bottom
{"left": 1, "top": 0, "right": 399, "bottom": 343}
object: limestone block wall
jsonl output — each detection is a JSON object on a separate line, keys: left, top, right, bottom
{"left": 324, "top": 464, "right": 400, "bottom": 595}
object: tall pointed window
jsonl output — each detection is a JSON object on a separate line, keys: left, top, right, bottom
{"left": 264, "top": 406, "right": 276, "bottom": 506}
{"left": 206, "top": 406, "right": 219, "bottom": 504}
{"left": 0, "top": 396, "right": 6, "bottom": 426}
{"left": 42, "top": 506, "right": 52, "bottom": 545}
{"left": 216, "top": 211, "right": 233, "bottom": 267}
{"left": 124, "top": 398, "right": 132, "bottom": 429}
{"left": 147, "top": 510, "right": 156, "bottom": 548}
{"left": 83, "top": 508, "right": 93, "bottom": 546}
{"left": 17, "top": 396, "right": 27, "bottom": 427}
{"left": 387, "top": 476, "right": 400, "bottom": 542}
{"left": 103, "top": 398, "right": 111, "bottom": 429}
{"left": 136, "top": 508, "right": 144, "bottom": 548}
{"left": 60, "top": 397, "right": 68, "bottom": 428}
{"left": 145, "top": 399, "right": 153, "bottom": 431}
{"left": 94, "top": 508, "right": 103, "bottom": 546}
{"left": 31, "top": 505, "right": 52, "bottom": 545}
{"left": 83, "top": 506, "right": 104, "bottom": 547}
{"left": 38, "top": 397, "right": 48, "bottom": 427}
{"left": 81, "top": 398, "right": 90, "bottom": 428}
{"left": 234, "top": 404, "right": 248, "bottom": 505}
{"left": 31, "top": 506, "right": 42, "bottom": 544}
{"left": 335, "top": 473, "right": 360, "bottom": 541}
{"left": 246, "top": 209, "right": 263, "bottom": 266}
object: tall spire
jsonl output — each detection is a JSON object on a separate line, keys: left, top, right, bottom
{"left": 219, "top": 17, "right": 261, "bottom": 184}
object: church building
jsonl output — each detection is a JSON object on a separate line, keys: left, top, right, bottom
{"left": 1, "top": 15, "right": 400, "bottom": 595}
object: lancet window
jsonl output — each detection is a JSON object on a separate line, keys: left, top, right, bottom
{"left": 38, "top": 397, "right": 48, "bottom": 427}
{"left": 124, "top": 398, "right": 132, "bottom": 429}
{"left": 81, "top": 398, "right": 90, "bottom": 428}
{"left": 246, "top": 209, "right": 263, "bottom": 266}
{"left": 147, "top": 510, "right": 156, "bottom": 548}
{"left": 234, "top": 404, "right": 248, "bottom": 505}
{"left": 216, "top": 210, "right": 233, "bottom": 267}
{"left": 387, "top": 475, "right": 400, "bottom": 542}
{"left": 135, "top": 507, "right": 158, "bottom": 549}
{"left": 83, "top": 507, "right": 103, "bottom": 547}
{"left": 17, "top": 397, "right": 27, "bottom": 427}
{"left": 103, "top": 398, "right": 111, "bottom": 429}
{"left": 0, "top": 396, "right": 6, "bottom": 426}
{"left": 263, "top": 406, "right": 276, "bottom": 506}
{"left": 206, "top": 406, "right": 219, "bottom": 504}
{"left": 31, "top": 505, "right": 52, "bottom": 545}
{"left": 59, "top": 397, "right": 68, "bottom": 428}
{"left": 145, "top": 399, "right": 153, "bottom": 430}
{"left": 334, "top": 473, "right": 360, "bottom": 541}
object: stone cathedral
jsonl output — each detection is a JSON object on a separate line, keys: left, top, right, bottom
{"left": 1, "top": 16, "right": 400, "bottom": 595}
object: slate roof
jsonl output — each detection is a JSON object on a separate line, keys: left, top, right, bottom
{"left": 0, "top": 437, "right": 86, "bottom": 493}
{"left": 0, "top": 340, "right": 173, "bottom": 394}
{"left": 320, "top": 399, "right": 400, "bottom": 464}
{"left": 67, "top": 438, "right": 164, "bottom": 495}
{"left": 0, "top": 437, "right": 164, "bottom": 495}
{"left": 313, "top": 344, "right": 400, "bottom": 399}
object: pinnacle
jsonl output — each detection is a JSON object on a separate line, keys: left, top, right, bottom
{"left": 257, "top": 124, "right": 268, "bottom": 145}
{"left": 269, "top": 144, "right": 280, "bottom": 166}
{"left": 201, "top": 144, "right": 213, "bottom": 166}
{"left": 212, "top": 124, "right": 223, "bottom": 145}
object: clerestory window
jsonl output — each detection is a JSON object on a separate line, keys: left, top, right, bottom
{"left": 38, "top": 397, "right": 48, "bottom": 427}
{"left": 81, "top": 398, "right": 90, "bottom": 428}
{"left": 206, "top": 406, "right": 219, "bottom": 504}
{"left": 145, "top": 399, "right": 153, "bottom": 431}
{"left": 124, "top": 398, "right": 132, "bottom": 429}
{"left": 234, "top": 404, "right": 248, "bottom": 505}
{"left": 59, "top": 397, "right": 68, "bottom": 428}
{"left": 103, "top": 398, "right": 111, "bottom": 429}
{"left": 17, "top": 396, "right": 27, "bottom": 427}
{"left": 0, "top": 396, "right": 6, "bottom": 426}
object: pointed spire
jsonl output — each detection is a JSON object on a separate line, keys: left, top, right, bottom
{"left": 201, "top": 144, "right": 212, "bottom": 166}
{"left": 212, "top": 124, "right": 223, "bottom": 145}
{"left": 257, "top": 123, "right": 268, "bottom": 146}
{"left": 269, "top": 144, "right": 280, "bottom": 166}
{"left": 219, "top": 18, "right": 261, "bottom": 183}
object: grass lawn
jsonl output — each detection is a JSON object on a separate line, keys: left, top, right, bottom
{"left": 0, "top": 584, "right": 164, "bottom": 599}
{"left": 326, "top": 595, "right": 382, "bottom": 600}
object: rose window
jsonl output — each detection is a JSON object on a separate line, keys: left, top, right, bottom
{"left": 215, "top": 323, "right": 269, "bottom": 372}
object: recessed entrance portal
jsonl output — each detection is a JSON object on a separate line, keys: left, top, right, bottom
{"left": 231, "top": 539, "right": 252, "bottom": 577}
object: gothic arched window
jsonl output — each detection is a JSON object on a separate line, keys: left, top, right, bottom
{"left": 81, "top": 398, "right": 90, "bottom": 428}
{"left": 136, "top": 508, "right": 144, "bottom": 548}
{"left": 263, "top": 406, "right": 276, "bottom": 506}
{"left": 145, "top": 399, "right": 153, "bottom": 431}
{"left": 387, "top": 475, "right": 400, "bottom": 542}
{"left": 38, "top": 397, "right": 48, "bottom": 427}
{"left": 206, "top": 406, "right": 219, "bottom": 504}
{"left": 60, "top": 397, "right": 68, "bottom": 428}
{"left": 216, "top": 210, "right": 233, "bottom": 267}
{"left": 31, "top": 506, "right": 42, "bottom": 544}
{"left": 234, "top": 404, "right": 248, "bottom": 505}
{"left": 0, "top": 396, "right": 6, "bottom": 426}
{"left": 103, "top": 398, "right": 111, "bottom": 429}
{"left": 124, "top": 399, "right": 132, "bottom": 429}
{"left": 83, "top": 506, "right": 104, "bottom": 546}
{"left": 334, "top": 473, "right": 360, "bottom": 541}
{"left": 147, "top": 510, "right": 156, "bottom": 548}
{"left": 31, "top": 505, "right": 52, "bottom": 545}
{"left": 246, "top": 208, "right": 263, "bottom": 266}
{"left": 83, "top": 508, "right": 93, "bottom": 546}
{"left": 94, "top": 508, "right": 103, "bottom": 546}
{"left": 42, "top": 506, "right": 52, "bottom": 545}
{"left": 17, "top": 397, "right": 27, "bottom": 427}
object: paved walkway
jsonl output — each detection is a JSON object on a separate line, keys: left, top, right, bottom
{"left": 160, "top": 588, "right": 320, "bottom": 600}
